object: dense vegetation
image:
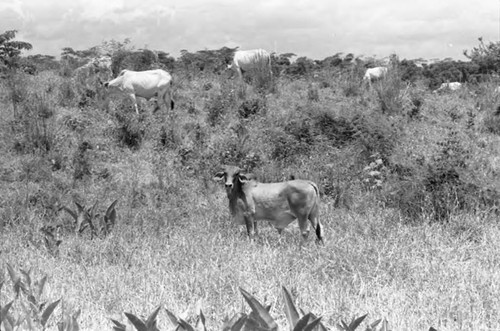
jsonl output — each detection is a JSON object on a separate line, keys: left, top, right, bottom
{"left": 2, "top": 31, "right": 500, "bottom": 330}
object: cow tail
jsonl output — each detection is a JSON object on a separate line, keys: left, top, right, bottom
{"left": 310, "top": 182, "right": 324, "bottom": 242}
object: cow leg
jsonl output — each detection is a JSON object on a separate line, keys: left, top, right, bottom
{"left": 297, "top": 216, "right": 311, "bottom": 242}
{"left": 244, "top": 214, "right": 256, "bottom": 241}
{"left": 165, "top": 87, "right": 174, "bottom": 111}
{"left": 308, "top": 213, "right": 324, "bottom": 245}
{"left": 161, "top": 88, "right": 174, "bottom": 111}
{"left": 129, "top": 94, "right": 139, "bottom": 114}
{"left": 152, "top": 99, "right": 160, "bottom": 113}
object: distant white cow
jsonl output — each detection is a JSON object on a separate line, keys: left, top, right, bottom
{"left": 363, "top": 67, "right": 388, "bottom": 85}
{"left": 228, "top": 49, "right": 272, "bottom": 81}
{"left": 433, "top": 82, "right": 462, "bottom": 94}
{"left": 103, "top": 69, "right": 174, "bottom": 114}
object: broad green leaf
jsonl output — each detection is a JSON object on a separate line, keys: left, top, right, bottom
{"left": 6, "top": 263, "right": 21, "bottom": 296}
{"left": 27, "top": 294, "right": 37, "bottom": 307}
{"left": 124, "top": 312, "right": 147, "bottom": 331}
{"left": 6, "top": 263, "right": 18, "bottom": 282}
{"left": 145, "top": 305, "right": 161, "bottom": 329}
{"left": 367, "top": 319, "right": 381, "bottom": 330}
{"left": 242, "top": 316, "right": 273, "bottom": 331}
{"left": 221, "top": 313, "right": 246, "bottom": 331}
{"left": 228, "top": 315, "right": 247, "bottom": 331}
{"left": 2, "top": 315, "right": 13, "bottom": 331}
{"left": 41, "top": 298, "right": 60, "bottom": 327}
{"left": 0, "top": 300, "right": 14, "bottom": 323}
{"left": 36, "top": 275, "right": 48, "bottom": 299}
{"left": 178, "top": 318, "right": 196, "bottom": 331}
{"left": 302, "top": 317, "right": 322, "bottom": 331}
{"left": 336, "top": 320, "right": 350, "bottom": 331}
{"left": 111, "top": 318, "right": 127, "bottom": 331}
{"left": 348, "top": 314, "right": 367, "bottom": 331}
{"left": 282, "top": 286, "right": 300, "bottom": 330}
{"left": 239, "top": 288, "right": 277, "bottom": 330}
{"left": 164, "top": 308, "right": 179, "bottom": 327}
{"left": 293, "top": 313, "right": 311, "bottom": 331}
{"left": 316, "top": 321, "right": 328, "bottom": 331}
{"left": 20, "top": 268, "right": 32, "bottom": 288}
{"left": 195, "top": 309, "right": 206, "bottom": 331}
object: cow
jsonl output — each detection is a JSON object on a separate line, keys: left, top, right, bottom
{"left": 433, "top": 82, "right": 462, "bottom": 94}
{"left": 228, "top": 49, "right": 272, "bottom": 81}
{"left": 214, "top": 165, "right": 324, "bottom": 244}
{"left": 102, "top": 69, "right": 174, "bottom": 114}
{"left": 363, "top": 67, "right": 388, "bottom": 85}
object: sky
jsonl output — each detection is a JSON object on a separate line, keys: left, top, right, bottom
{"left": 1, "top": 0, "right": 500, "bottom": 61}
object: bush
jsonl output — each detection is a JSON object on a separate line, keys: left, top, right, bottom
{"left": 482, "top": 106, "right": 500, "bottom": 134}
{"left": 114, "top": 111, "right": 145, "bottom": 149}
{"left": 11, "top": 92, "right": 56, "bottom": 155}
{"left": 374, "top": 64, "right": 405, "bottom": 115}
{"left": 384, "top": 130, "right": 495, "bottom": 223}
{"left": 313, "top": 111, "right": 356, "bottom": 147}
{"left": 339, "top": 65, "right": 364, "bottom": 97}
{"left": 268, "top": 128, "right": 312, "bottom": 163}
{"left": 238, "top": 97, "right": 266, "bottom": 118}
{"left": 352, "top": 113, "right": 399, "bottom": 164}
{"left": 205, "top": 90, "right": 236, "bottom": 126}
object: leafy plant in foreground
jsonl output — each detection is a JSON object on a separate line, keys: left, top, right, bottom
{"left": 3, "top": 264, "right": 61, "bottom": 330}
{"left": 61, "top": 199, "right": 118, "bottom": 239}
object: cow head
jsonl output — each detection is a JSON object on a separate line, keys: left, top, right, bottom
{"left": 213, "top": 166, "right": 252, "bottom": 197}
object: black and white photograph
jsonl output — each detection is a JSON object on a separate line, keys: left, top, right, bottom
{"left": 1, "top": 1, "right": 500, "bottom": 330}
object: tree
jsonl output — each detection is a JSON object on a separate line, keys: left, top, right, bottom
{"left": 0, "top": 30, "right": 33, "bottom": 116}
{"left": 0, "top": 30, "right": 32, "bottom": 71}
{"left": 464, "top": 37, "right": 500, "bottom": 75}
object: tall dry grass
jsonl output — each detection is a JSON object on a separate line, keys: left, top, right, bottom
{"left": 1, "top": 66, "right": 500, "bottom": 330}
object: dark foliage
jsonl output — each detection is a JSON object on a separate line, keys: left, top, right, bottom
{"left": 114, "top": 111, "right": 145, "bottom": 149}
{"left": 238, "top": 98, "right": 266, "bottom": 118}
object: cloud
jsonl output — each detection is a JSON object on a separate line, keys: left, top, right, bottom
{"left": 1, "top": 0, "right": 499, "bottom": 60}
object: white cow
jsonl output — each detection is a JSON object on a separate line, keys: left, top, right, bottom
{"left": 433, "top": 82, "right": 462, "bottom": 94}
{"left": 228, "top": 49, "right": 272, "bottom": 80}
{"left": 363, "top": 67, "right": 388, "bottom": 85}
{"left": 103, "top": 69, "right": 174, "bottom": 114}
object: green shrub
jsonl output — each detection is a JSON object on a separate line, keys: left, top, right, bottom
{"left": 352, "top": 113, "right": 399, "bottom": 164}
{"left": 238, "top": 97, "right": 266, "bottom": 118}
{"left": 11, "top": 92, "right": 56, "bottom": 155}
{"left": 205, "top": 90, "right": 236, "bottom": 126}
{"left": 482, "top": 106, "right": 500, "bottom": 134}
{"left": 374, "top": 64, "right": 405, "bottom": 115}
{"left": 114, "top": 111, "right": 145, "bottom": 149}
{"left": 313, "top": 111, "right": 356, "bottom": 147}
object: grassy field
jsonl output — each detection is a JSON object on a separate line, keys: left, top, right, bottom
{"left": 1, "top": 66, "right": 500, "bottom": 331}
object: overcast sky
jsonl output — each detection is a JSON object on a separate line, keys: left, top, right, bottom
{"left": 1, "top": 0, "right": 500, "bottom": 61}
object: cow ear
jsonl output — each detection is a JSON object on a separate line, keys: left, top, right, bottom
{"left": 213, "top": 172, "right": 225, "bottom": 181}
{"left": 238, "top": 173, "right": 251, "bottom": 183}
